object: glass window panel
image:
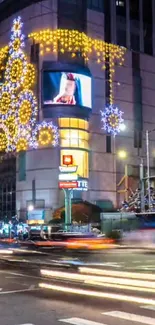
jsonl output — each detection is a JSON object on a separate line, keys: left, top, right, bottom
{"left": 85, "top": 132, "right": 89, "bottom": 141}
{"left": 70, "top": 129, "right": 79, "bottom": 139}
{"left": 59, "top": 118, "right": 70, "bottom": 128}
{"left": 85, "top": 121, "right": 89, "bottom": 130}
{"left": 70, "top": 130, "right": 79, "bottom": 147}
{"left": 60, "top": 130, "right": 70, "bottom": 147}
{"left": 78, "top": 130, "right": 84, "bottom": 139}
{"left": 79, "top": 139, "right": 89, "bottom": 149}
{"left": 60, "top": 129, "right": 89, "bottom": 148}
{"left": 70, "top": 118, "right": 78, "bottom": 128}
{"left": 18, "top": 152, "right": 26, "bottom": 181}
{"left": 79, "top": 119, "right": 85, "bottom": 129}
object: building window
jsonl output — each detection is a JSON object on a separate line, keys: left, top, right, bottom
{"left": 130, "top": 0, "right": 140, "bottom": 52}
{"left": 87, "top": 0, "right": 104, "bottom": 12}
{"left": 106, "top": 135, "right": 111, "bottom": 153}
{"left": 130, "top": 0, "right": 139, "bottom": 20}
{"left": 116, "top": 1, "right": 125, "bottom": 7}
{"left": 60, "top": 129, "right": 89, "bottom": 149}
{"left": 58, "top": 0, "right": 86, "bottom": 63}
{"left": 58, "top": 0, "right": 86, "bottom": 31}
{"left": 0, "top": 181, "right": 16, "bottom": 219}
{"left": 59, "top": 118, "right": 89, "bottom": 130}
{"left": 143, "top": 0, "right": 153, "bottom": 56}
{"left": 116, "top": 0, "right": 126, "bottom": 47}
{"left": 18, "top": 152, "right": 26, "bottom": 181}
{"left": 61, "top": 149, "right": 89, "bottom": 178}
{"left": 117, "top": 28, "right": 126, "bottom": 47}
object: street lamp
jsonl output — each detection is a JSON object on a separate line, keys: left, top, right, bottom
{"left": 117, "top": 149, "right": 127, "bottom": 159}
{"left": 27, "top": 204, "right": 34, "bottom": 212}
{"left": 119, "top": 123, "right": 126, "bottom": 131}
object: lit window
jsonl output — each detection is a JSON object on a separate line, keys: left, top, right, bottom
{"left": 60, "top": 149, "right": 89, "bottom": 178}
{"left": 60, "top": 129, "right": 89, "bottom": 149}
{"left": 58, "top": 118, "right": 89, "bottom": 130}
{"left": 79, "top": 119, "right": 85, "bottom": 129}
{"left": 70, "top": 130, "right": 79, "bottom": 147}
{"left": 70, "top": 118, "right": 78, "bottom": 128}
{"left": 59, "top": 118, "right": 70, "bottom": 128}
{"left": 84, "top": 120, "right": 89, "bottom": 130}
{"left": 116, "top": 0, "right": 124, "bottom": 6}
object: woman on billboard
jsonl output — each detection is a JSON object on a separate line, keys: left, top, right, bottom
{"left": 53, "top": 73, "right": 78, "bottom": 105}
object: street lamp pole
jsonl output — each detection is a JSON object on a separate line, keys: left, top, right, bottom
{"left": 146, "top": 130, "right": 151, "bottom": 211}
{"left": 140, "top": 158, "right": 145, "bottom": 212}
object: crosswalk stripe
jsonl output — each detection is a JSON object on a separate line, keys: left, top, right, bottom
{"left": 59, "top": 317, "right": 107, "bottom": 325}
{"left": 103, "top": 311, "right": 155, "bottom": 325}
{"left": 141, "top": 305, "right": 155, "bottom": 311}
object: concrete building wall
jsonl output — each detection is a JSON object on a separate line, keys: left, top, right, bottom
{"left": 87, "top": 9, "right": 117, "bottom": 206}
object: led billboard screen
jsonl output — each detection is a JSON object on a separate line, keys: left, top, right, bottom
{"left": 43, "top": 71, "right": 92, "bottom": 108}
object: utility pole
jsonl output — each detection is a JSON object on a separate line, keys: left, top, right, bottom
{"left": 140, "top": 158, "right": 145, "bottom": 212}
{"left": 146, "top": 130, "right": 151, "bottom": 210}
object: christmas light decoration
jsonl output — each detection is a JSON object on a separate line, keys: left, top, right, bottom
{"left": 101, "top": 105, "right": 124, "bottom": 136}
{"left": 22, "top": 63, "right": 35, "bottom": 89}
{"left": 16, "top": 138, "right": 28, "bottom": 152}
{"left": 0, "top": 123, "right": 10, "bottom": 151}
{"left": 11, "top": 16, "right": 23, "bottom": 36}
{"left": 0, "top": 85, "right": 14, "bottom": 117}
{"left": 31, "top": 121, "right": 59, "bottom": 149}
{"left": 0, "top": 46, "right": 9, "bottom": 80}
{"left": 5, "top": 52, "right": 27, "bottom": 89}
{"left": 17, "top": 90, "right": 37, "bottom": 126}
{"left": 0, "top": 16, "right": 58, "bottom": 153}
{"left": 29, "top": 29, "right": 125, "bottom": 104}
{"left": 5, "top": 116, "right": 18, "bottom": 139}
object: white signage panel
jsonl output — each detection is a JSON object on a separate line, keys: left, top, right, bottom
{"left": 59, "top": 166, "right": 77, "bottom": 173}
{"left": 59, "top": 173, "right": 78, "bottom": 181}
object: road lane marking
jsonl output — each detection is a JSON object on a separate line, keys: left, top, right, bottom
{"left": 141, "top": 305, "right": 155, "bottom": 311}
{"left": 59, "top": 318, "right": 107, "bottom": 325}
{"left": 0, "top": 270, "right": 41, "bottom": 280}
{"left": 0, "top": 288, "right": 37, "bottom": 295}
{"left": 79, "top": 267, "right": 155, "bottom": 280}
{"left": 103, "top": 311, "right": 155, "bottom": 325}
{"left": 39, "top": 282, "right": 155, "bottom": 305}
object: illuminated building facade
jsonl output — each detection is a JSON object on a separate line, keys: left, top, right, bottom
{"left": 0, "top": 0, "right": 154, "bottom": 220}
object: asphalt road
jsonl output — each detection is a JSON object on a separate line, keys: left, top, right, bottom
{"left": 0, "top": 269, "right": 155, "bottom": 325}
{"left": 1, "top": 247, "right": 155, "bottom": 272}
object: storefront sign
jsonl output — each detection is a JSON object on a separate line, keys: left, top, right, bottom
{"left": 27, "top": 209, "right": 44, "bottom": 222}
{"left": 73, "top": 180, "right": 88, "bottom": 191}
{"left": 59, "top": 173, "right": 78, "bottom": 181}
{"left": 59, "top": 166, "right": 77, "bottom": 173}
{"left": 63, "top": 155, "right": 73, "bottom": 166}
{"left": 59, "top": 181, "right": 78, "bottom": 189}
